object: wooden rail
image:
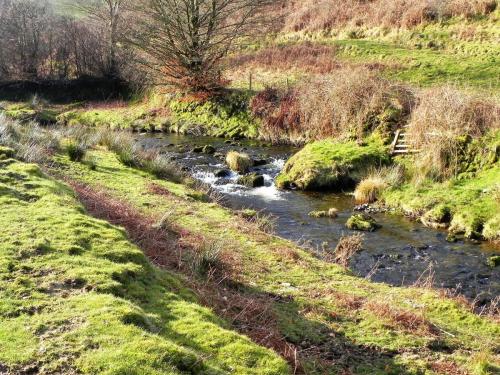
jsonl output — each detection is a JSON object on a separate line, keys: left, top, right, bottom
{"left": 390, "top": 127, "right": 421, "bottom": 155}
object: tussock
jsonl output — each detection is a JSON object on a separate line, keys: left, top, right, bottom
{"left": 354, "top": 166, "right": 403, "bottom": 203}
{"left": 0, "top": 115, "right": 61, "bottom": 163}
{"left": 96, "top": 129, "right": 185, "bottom": 183}
{"left": 354, "top": 176, "right": 386, "bottom": 204}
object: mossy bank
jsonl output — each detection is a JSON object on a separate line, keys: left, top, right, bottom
{"left": 276, "top": 138, "right": 390, "bottom": 190}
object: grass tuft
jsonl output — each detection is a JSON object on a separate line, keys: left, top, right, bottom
{"left": 330, "top": 234, "right": 364, "bottom": 267}
{"left": 354, "top": 176, "right": 387, "bottom": 204}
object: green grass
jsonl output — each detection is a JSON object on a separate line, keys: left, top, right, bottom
{"left": 0, "top": 159, "right": 288, "bottom": 374}
{"left": 50, "top": 147, "right": 500, "bottom": 374}
{"left": 383, "top": 165, "right": 500, "bottom": 241}
{"left": 334, "top": 39, "right": 499, "bottom": 90}
{"left": 243, "top": 13, "right": 500, "bottom": 93}
{"left": 2, "top": 102, "right": 70, "bottom": 125}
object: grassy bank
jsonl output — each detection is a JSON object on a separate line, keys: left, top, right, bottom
{"left": 0, "top": 156, "right": 288, "bottom": 374}
{"left": 383, "top": 164, "right": 500, "bottom": 243}
{"left": 46, "top": 143, "right": 500, "bottom": 374}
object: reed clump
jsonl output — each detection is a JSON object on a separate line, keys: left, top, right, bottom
{"left": 406, "top": 86, "right": 500, "bottom": 182}
{"left": 354, "top": 166, "right": 404, "bottom": 204}
{"left": 251, "top": 67, "right": 413, "bottom": 145}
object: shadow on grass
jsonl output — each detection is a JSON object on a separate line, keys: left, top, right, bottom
{"left": 67, "top": 179, "right": 415, "bottom": 375}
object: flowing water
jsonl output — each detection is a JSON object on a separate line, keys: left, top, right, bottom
{"left": 137, "top": 133, "right": 500, "bottom": 304}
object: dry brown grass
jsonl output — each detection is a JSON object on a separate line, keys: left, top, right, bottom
{"left": 307, "top": 289, "right": 366, "bottom": 312}
{"left": 284, "top": 0, "right": 497, "bottom": 32}
{"left": 407, "top": 86, "right": 500, "bottom": 181}
{"left": 430, "top": 360, "right": 469, "bottom": 375}
{"left": 229, "top": 43, "right": 341, "bottom": 74}
{"left": 329, "top": 234, "right": 364, "bottom": 267}
{"left": 273, "top": 246, "right": 303, "bottom": 262}
{"left": 354, "top": 176, "right": 387, "bottom": 204}
{"left": 364, "top": 300, "right": 437, "bottom": 336}
{"left": 251, "top": 67, "right": 413, "bottom": 144}
{"left": 147, "top": 182, "right": 173, "bottom": 197}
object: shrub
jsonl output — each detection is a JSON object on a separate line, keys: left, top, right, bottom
{"left": 251, "top": 87, "right": 303, "bottom": 145}
{"left": 407, "top": 86, "right": 500, "bottom": 182}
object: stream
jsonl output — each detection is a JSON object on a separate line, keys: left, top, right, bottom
{"left": 137, "top": 133, "right": 500, "bottom": 304}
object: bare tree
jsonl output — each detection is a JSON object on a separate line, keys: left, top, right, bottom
{"left": 0, "top": 0, "right": 52, "bottom": 79}
{"left": 74, "top": 0, "right": 128, "bottom": 77}
{"left": 130, "top": 0, "right": 278, "bottom": 91}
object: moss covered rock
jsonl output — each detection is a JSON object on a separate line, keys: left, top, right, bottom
{"left": 276, "top": 139, "right": 389, "bottom": 191}
{"left": 169, "top": 92, "right": 258, "bottom": 139}
{"left": 0, "top": 146, "right": 16, "bottom": 159}
{"left": 449, "top": 212, "right": 484, "bottom": 240}
{"left": 308, "top": 208, "right": 338, "bottom": 218}
{"left": 237, "top": 173, "right": 265, "bottom": 188}
{"left": 202, "top": 145, "right": 216, "bottom": 154}
{"left": 214, "top": 169, "right": 231, "bottom": 178}
{"left": 226, "top": 151, "right": 253, "bottom": 173}
{"left": 487, "top": 256, "right": 500, "bottom": 268}
{"left": 346, "top": 213, "right": 381, "bottom": 232}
